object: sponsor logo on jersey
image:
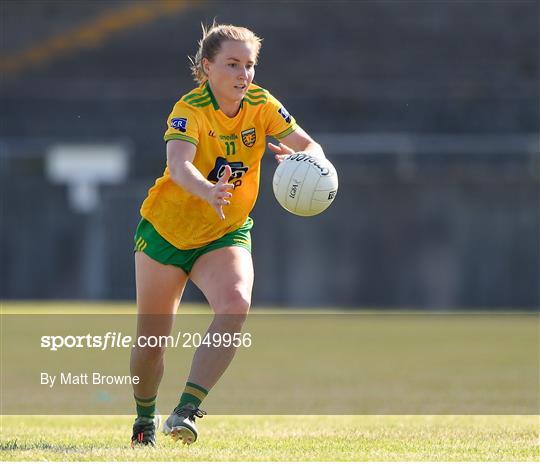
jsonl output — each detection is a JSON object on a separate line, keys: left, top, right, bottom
{"left": 219, "top": 134, "right": 238, "bottom": 141}
{"left": 278, "top": 107, "right": 291, "bottom": 123}
{"left": 207, "top": 156, "right": 249, "bottom": 188}
{"left": 241, "top": 128, "right": 256, "bottom": 147}
{"left": 208, "top": 130, "right": 216, "bottom": 137}
{"left": 170, "top": 117, "right": 187, "bottom": 132}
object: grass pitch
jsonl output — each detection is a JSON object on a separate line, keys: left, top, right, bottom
{"left": 1, "top": 302, "right": 538, "bottom": 460}
{"left": 1, "top": 415, "right": 538, "bottom": 461}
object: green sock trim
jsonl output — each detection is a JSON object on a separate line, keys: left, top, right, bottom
{"left": 186, "top": 382, "right": 209, "bottom": 395}
{"left": 134, "top": 394, "right": 157, "bottom": 404}
{"left": 178, "top": 382, "right": 208, "bottom": 409}
{"left": 134, "top": 394, "right": 157, "bottom": 418}
{"left": 178, "top": 393, "right": 202, "bottom": 409}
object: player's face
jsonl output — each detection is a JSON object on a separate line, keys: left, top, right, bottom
{"left": 204, "top": 40, "right": 257, "bottom": 104}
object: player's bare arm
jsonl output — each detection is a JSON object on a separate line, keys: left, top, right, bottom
{"left": 268, "top": 126, "right": 325, "bottom": 163}
{"left": 167, "top": 139, "right": 234, "bottom": 219}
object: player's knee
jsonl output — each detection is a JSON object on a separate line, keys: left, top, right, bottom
{"left": 133, "top": 344, "right": 166, "bottom": 361}
{"left": 217, "top": 290, "right": 251, "bottom": 316}
{"left": 214, "top": 290, "right": 251, "bottom": 329}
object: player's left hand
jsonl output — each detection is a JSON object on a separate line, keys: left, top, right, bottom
{"left": 268, "top": 142, "right": 294, "bottom": 164}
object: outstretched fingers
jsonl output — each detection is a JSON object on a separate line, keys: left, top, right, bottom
{"left": 218, "top": 164, "right": 233, "bottom": 184}
{"left": 212, "top": 165, "right": 234, "bottom": 220}
{"left": 268, "top": 142, "right": 294, "bottom": 164}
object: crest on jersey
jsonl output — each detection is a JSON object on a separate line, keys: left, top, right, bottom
{"left": 278, "top": 107, "right": 291, "bottom": 123}
{"left": 241, "top": 128, "right": 256, "bottom": 147}
{"left": 170, "top": 117, "right": 187, "bottom": 132}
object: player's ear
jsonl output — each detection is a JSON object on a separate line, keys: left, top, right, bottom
{"left": 202, "top": 57, "right": 211, "bottom": 76}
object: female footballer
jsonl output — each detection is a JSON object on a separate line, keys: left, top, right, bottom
{"left": 130, "top": 23, "right": 326, "bottom": 446}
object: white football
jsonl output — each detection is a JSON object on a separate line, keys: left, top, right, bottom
{"left": 272, "top": 153, "right": 338, "bottom": 216}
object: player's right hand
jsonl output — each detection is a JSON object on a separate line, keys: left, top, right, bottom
{"left": 207, "top": 164, "right": 234, "bottom": 220}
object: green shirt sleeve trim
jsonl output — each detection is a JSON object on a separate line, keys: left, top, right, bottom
{"left": 164, "top": 134, "right": 198, "bottom": 146}
{"left": 274, "top": 122, "right": 298, "bottom": 140}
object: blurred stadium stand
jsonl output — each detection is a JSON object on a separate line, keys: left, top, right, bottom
{"left": 1, "top": 0, "right": 539, "bottom": 308}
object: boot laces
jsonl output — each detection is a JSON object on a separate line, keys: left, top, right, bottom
{"left": 173, "top": 405, "right": 206, "bottom": 421}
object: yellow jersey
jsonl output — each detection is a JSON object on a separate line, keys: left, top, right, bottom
{"left": 140, "top": 82, "right": 298, "bottom": 249}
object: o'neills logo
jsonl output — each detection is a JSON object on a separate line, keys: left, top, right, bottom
{"left": 288, "top": 153, "right": 330, "bottom": 175}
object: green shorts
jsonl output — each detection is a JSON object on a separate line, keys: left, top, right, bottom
{"left": 134, "top": 217, "right": 253, "bottom": 274}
